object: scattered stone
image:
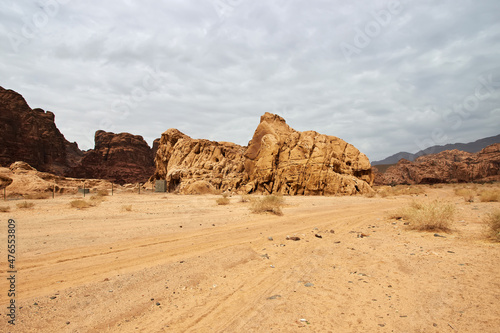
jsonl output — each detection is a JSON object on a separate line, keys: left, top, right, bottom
{"left": 156, "top": 302, "right": 161, "bottom": 306}
{"left": 434, "top": 233, "right": 446, "bottom": 238}
{"left": 270, "top": 265, "right": 275, "bottom": 268}
{"left": 267, "top": 295, "right": 282, "bottom": 300}
{"left": 379, "top": 324, "right": 386, "bottom": 327}
{"left": 314, "top": 234, "right": 322, "bottom": 239}
{"left": 433, "top": 323, "right": 438, "bottom": 327}
{"left": 334, "top": 241, "right": 341, "bottom": 244}
{"left": 304, "top": 283, "right": 314, "bottom": 287}
{"left": 286, "top": 236, "right": 301, "bottom": 241}
{"left": 300, "top": 319, "right": 308, "bottom": 322}
{"left": 66, "top": 322, "right": 71, "bottom": 325}
{"left": 330, "top": 230, "right": 335, "bottom": 234}
{"left": 268, "top": 237, "right": 274, "bottom": 241}
{"left": 261, "top": 254, "right": 270, "bottom": 259}
{"left": 357, "top": 233, "right": 368, "bottom": 238}
{"left": 447, "top": 251, "right": 455, "bottom": 254}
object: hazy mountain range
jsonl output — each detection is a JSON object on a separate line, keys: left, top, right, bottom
{"left": 372, "top": 134, "right": 500, "bottom": 165}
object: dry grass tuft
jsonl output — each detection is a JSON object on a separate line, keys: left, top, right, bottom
{"left": 216, "top": 197, "right": 230, "bottom": 205}
{"left": 121, "top": 204, "right": 133, "bottom": 212}
{"left": 240, "top": 194, "right": 251, "bottom": 203}
{"left": 391, "top": 200, "right": 455, "bottom": 232}
{"left": 250, "top": 195, "right": 285, "bottom": 216}
{"left": 17, "top": 201, "right": 35, "bottom": 209}
{"left": 485, "top": 210, "right": 500, "bottom": 242}
{"left": 0, "top": 206, "right": 11, "bottom": 213}
{"left": 69, "top": 200, "right": 93, "bottom": 209}
{"left": 479, "top": 190, "right": 500, "bottom": 202}
{"left": 454, "top": 188, "right": 475, "bottom": 202}
{"left": 96, "top": 189, "right": 109, "bottom": 197}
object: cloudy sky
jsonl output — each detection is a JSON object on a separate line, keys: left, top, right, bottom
{"left": 1, "top": 0, "right": 499, "bottom": 161}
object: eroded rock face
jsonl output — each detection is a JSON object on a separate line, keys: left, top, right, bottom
{"left": 376, "top": 144, "right": 500, "bottom": 185}
{"left": 152, "top": 129, "right": 247, "bottom": 193}
{"left": 153, "top": 113, "right": 374, "bottom": 195}
{"left": 244, "top": 113, "right": 373, "bottom": 195}
{"left": 72, "top": 130, "right": 155, "bottom": 185}
{"left": 0, "top": 86, "right": 83, "bottom": 174}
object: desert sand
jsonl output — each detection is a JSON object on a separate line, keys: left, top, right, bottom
{"left": 1, "top": 186, "right": 499, "bottom": 332}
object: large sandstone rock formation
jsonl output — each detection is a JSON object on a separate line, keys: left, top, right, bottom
{"left": 153, "top": 113, "right": 374, "bottom": 195}
{"left": 0, "top": 86, "right": 82, "bottom": 174}
{"left": 375, "top": 144, "right": 500, "bottom": 185}
{"left": 152, "top": 129, "right": 247, "bottom": 193}
{"left": 72, "top": 131, "right": 156, "bottom": 185}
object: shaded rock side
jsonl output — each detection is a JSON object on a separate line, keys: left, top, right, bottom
{"left": 0, "top": 86, "right": 83, "bottom": 174}
{"left": 244, "top": 113, "right": 373, "bottom": 195}
{"left": 72, "top": 130, "right": 155, "bottom": 185}
{"left": 153, "top": 113, "right": 374, "bottom": 195}
{"left": 152, "top": 129, "right": 247, "bottom": 193}
{"left": 376, "top": 144, "right": 500, "bottom": 185}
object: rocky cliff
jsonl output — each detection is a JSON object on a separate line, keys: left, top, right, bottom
{"left": 72, "top": 131, "right": 155, "bottom": 185}
{"left": 0, "top": 86, "right": 158, "bottom": 184}
{"left": 375, "top": 144, "right": 500, "bottom": 185}
{"left": 153, "top": 113, "right": 374, "bottom": 195}
{"left": 0, "top": 86, "right": 82, "bottom": 174}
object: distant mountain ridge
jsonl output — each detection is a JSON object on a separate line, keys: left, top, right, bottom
{"left": 372, "top": 134, "right": 500, "bottom": 165}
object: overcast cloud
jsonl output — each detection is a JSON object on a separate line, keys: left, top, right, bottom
{"left": 1, "top": 0, "right": 499, "bottom": 161}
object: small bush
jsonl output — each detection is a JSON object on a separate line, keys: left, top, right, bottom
{"left": 485, "top": 210, "right": 500, "bottom": 242}
{"left": 250, "top": 195, "right": 285, "bottom": 216}
{"left": 479, "top": 190, "right": 500, "bottom": 202}
{"left": 122, "top": 204, "right": 132, "bottom": 212}
{"left": 70, "top": 200, "right": 92, "bottom": 209}
{"left": 240, "top": 194, "right": 250, "bottom": 203}
{"left": 392, "top": 200, "right": 455, "bottom": 232}
{"left": 454, "top": 188, "right": 475, "bottom": 202}
{"left": 17, "top": 201, "right": 35, "bottom": 209}
{"left": 216, "top": 197, "right": 230, "bottom": 205}
{"left": 0, "top": 206, "right": 10, "bottom": 213}
{"left": 96, "top": 189, "right": 109, "bottom": 197}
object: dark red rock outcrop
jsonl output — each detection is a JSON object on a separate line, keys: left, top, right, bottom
{"left": 0, "top": 86, "right": 83, "bottom": 174}
{"left": 72, "top": 130, "right": 155, "bottom": 185}
{"left": 376, "top": 144, "right": 500, "bottom": 185}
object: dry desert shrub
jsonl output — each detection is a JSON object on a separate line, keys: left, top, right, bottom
{"left": 240, "top": 194, "right": 251, "bottom": 203}
{"left": 485, "top": 210, "right": 500, "bottom": 242}
{"left": 250, "top": 195, "right": 285, "bottom": 216}
{"left": 479, "top": 190, "right": 500, "bottom": 202}
{"left": 392, "top": 200, "right": 455, "bottom": 232}
{"left": 69, "top": 200, "right": 93, "bottom": 209}
{"left": 0, "top": 206, "right": 10, "bottom": 213}
{"left": 216, "top": 197, "right": 230, "bottom": 205}
{"left": 121, "top": 204, "right": 133, "bottom": 212}
{"left": 454, "top": 188, "right": 475, "bottom": 202}
{"left": 17, "top": 201, "right": 35, "bottom": 209}
{"left": 96, "top": 189, "right": 109, "bottom": 197}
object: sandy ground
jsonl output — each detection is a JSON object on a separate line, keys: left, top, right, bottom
{"left": 0, "top": 186, "right": 499, "bottom": 332}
